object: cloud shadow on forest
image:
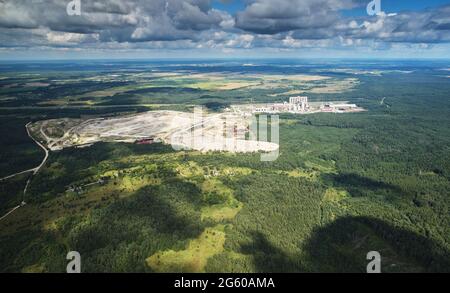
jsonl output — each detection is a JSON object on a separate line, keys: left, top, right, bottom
{"left": 239, "top": 216, "right": 450, "bottom": 273}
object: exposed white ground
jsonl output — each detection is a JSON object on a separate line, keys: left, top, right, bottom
{"left": 32, "top": 110, "right": 279, "bottom": 154}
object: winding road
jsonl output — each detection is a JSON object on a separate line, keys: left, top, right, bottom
{"left": 26, "top": 122, "right": 49, "bottom": 175}
{"left": 0, "top": 169, "right": 35, "bottom": 182}
{"left": 0, "top": 122, "right": 49, "bottom": 222}
{"left": 0, "top": 122, "right": 49, "bottom": 182}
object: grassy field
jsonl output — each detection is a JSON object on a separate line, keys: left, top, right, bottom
{"left": 147, "top": 225, "right": 227, "bottom": 273}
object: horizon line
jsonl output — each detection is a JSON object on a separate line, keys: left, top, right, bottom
{"left": 0, "top": 57, "right": 449, "bottom": 62}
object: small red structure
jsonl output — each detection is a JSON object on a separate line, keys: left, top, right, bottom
{"left": 135, "top": 138, "right": 155, "bottom": 145}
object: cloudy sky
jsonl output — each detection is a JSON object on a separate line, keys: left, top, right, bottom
{"left": 0, "top": 0, "right": 449, "bottom": 59}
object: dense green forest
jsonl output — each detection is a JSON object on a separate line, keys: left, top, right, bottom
{"left": 0, "top": 62, "right": 449, "bottom": 272}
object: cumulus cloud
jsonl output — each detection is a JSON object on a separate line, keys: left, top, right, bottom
{"left": 338, "top": 8, "right": 450, "bottom": 44}
{"left": 235, "top": 0, "right": 361, "bottom": 34}
{"left": 234, "top": 0, "right": 450, "bottom": 45}
{"left": 0, "top": 0, "right": 448, "bottom": 54}
{"left": 0, "top": 0, "right": 229, "bottom": 42}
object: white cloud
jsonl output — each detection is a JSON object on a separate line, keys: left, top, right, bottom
{"left": 0, "top": 0, "right": 448, "bottom": 57}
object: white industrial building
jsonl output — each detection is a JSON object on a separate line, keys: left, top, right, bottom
{"left": 320, "top": 103, "right": 358, "bottom": 113}
{"left": 289, "top": 96, "right": 309, "bottom": 112}
{"left": 254, "top": 96, "right": 309, "bottom": 113}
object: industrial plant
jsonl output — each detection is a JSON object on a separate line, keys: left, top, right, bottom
{"left": 232, "top": 96, "right": 364, "bottom": 115}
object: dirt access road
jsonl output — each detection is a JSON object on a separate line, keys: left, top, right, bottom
{"left": 0, "top": 122, "right": 49, "bottom": 221}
